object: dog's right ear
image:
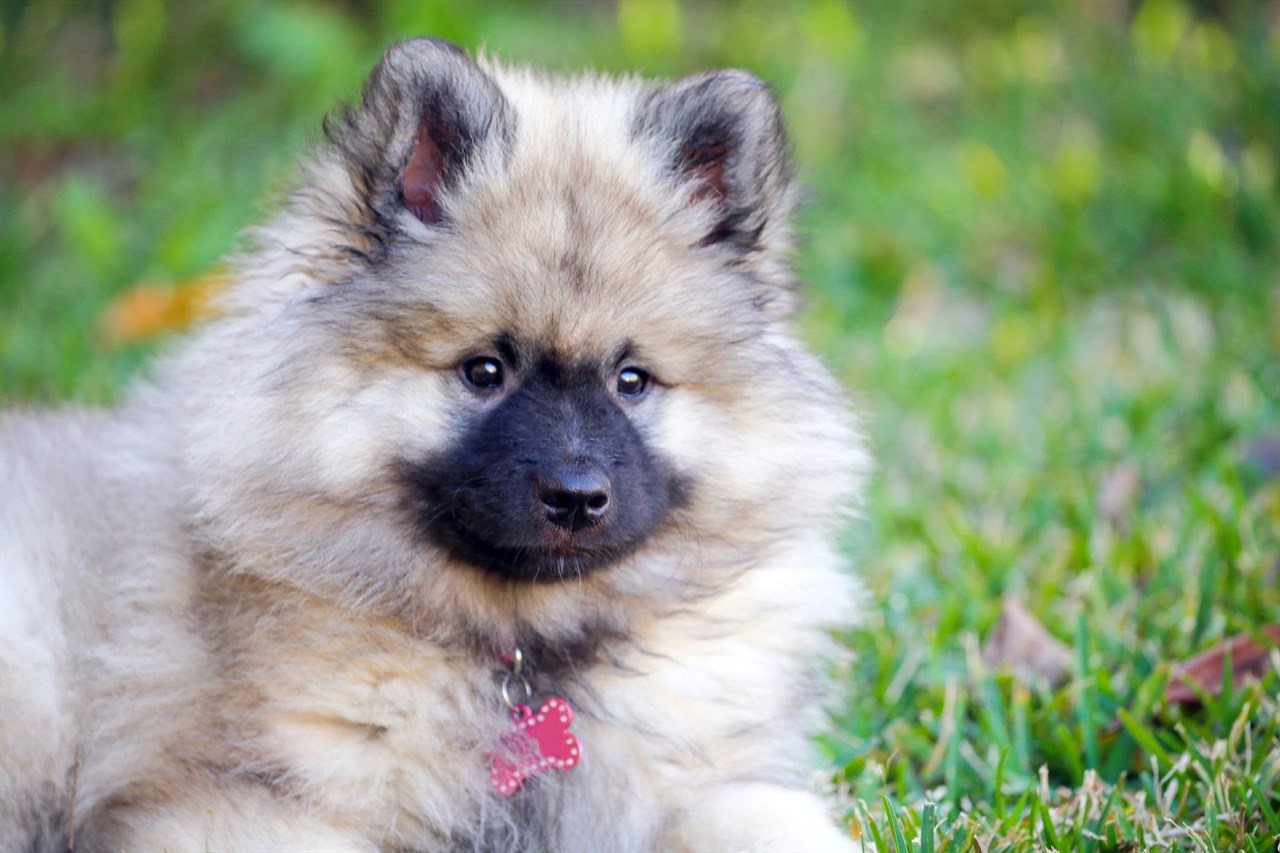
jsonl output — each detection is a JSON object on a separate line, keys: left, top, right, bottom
{"left": 324, "top": 38, "right": 512, "bottom": 236}
{"left": 634, "top": 70, "right": 793, "bottom": 254}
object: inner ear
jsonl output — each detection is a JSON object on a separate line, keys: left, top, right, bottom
{"left": 397, "top": 87, "right": 488, "bottom": 228}
{"left": 402, "top": 120, "right": 446, "bottom": 225}
{"left": 679, "top": 122, "right": 748, "bottom": 246}
{"left": 681, "top": 130, "right": 731, "bottom": 206}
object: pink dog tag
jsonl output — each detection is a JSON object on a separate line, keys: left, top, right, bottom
{"left": 489, "top": 697, "right": 582, "bottom": 795}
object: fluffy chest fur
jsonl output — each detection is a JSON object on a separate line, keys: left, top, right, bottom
{"left": 188, "top": 534, "right": 853, "bottom": 851}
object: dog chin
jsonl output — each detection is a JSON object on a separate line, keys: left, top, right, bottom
{"left": 435, "top": 525, "right": 634, "bottom": 582}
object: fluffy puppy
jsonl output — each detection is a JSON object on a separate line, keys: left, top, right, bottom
{"left": 0, "top": 39, "right": 868, "bottom": 851}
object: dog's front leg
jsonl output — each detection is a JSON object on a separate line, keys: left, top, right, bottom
{"left": 665, "top": 781, "right": 858, "bottom": 853}
{"left": 84, "top": 784, "right": 376, "bottom": 852}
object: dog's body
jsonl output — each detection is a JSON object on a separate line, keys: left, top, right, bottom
{"left": 0, "top": 41, "right": 867, "bottom": 850}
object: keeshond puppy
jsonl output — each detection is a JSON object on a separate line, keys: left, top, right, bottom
{"left": 0, "top": 39, "right": 868, "bottom": 851}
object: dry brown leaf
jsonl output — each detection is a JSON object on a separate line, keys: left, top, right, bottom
{"left": 981, "top": 598, "right": 1073, "bottom": 689}
{"left": 1164, "top": 624, "right": 1280, "bottom": 708}
{"left": 100, "top": 269, "right": 227, "bottom": 343}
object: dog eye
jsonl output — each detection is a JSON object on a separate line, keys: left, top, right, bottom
{"left": 462, "top": 357, "right": 504, "bottom": 390}
{"left": 616, "top": 367, "right": 650, "bottom": 399}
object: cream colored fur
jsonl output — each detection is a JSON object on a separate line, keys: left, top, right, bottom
{"left": 0, "top": 41, "right": 868, "bottom": 851}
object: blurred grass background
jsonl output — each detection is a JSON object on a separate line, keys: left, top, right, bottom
{"left": 1, "top": 0, "right": 1277, "bottom": 849}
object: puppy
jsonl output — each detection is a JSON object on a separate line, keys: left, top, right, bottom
{"left": 0, "top": 38, "right": 868, "bottom": 851}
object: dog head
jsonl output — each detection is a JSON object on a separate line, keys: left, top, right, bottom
{"left": 179, "top": 39, "right": 864, "bottom": 646}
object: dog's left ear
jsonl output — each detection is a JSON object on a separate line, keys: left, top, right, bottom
{"left": 324, "top": 38, "right": 512, "bottom": 239}
{"left": 635, "top": 70, "right": 794, "bottom": 252}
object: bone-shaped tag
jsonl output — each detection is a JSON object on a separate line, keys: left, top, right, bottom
{"left": 489, "top": 697, "right": 581, "bottom": 795}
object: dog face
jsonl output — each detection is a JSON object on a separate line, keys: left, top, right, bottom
{"left": 177, "top": 39, "right": 863, "bottom": 644}
{"left": 402, "top": 350, "right": 687, "bottom": 582}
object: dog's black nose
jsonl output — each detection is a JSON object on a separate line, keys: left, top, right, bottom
{"left": 537, "top": 467, "right": 611, "bottom": 532}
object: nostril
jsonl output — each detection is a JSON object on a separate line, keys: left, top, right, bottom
{"left": 541, "top": 489, "right": 578, "bottom": 512}
{"left": 537, "top": 467, "right": 612, "bottom": 531}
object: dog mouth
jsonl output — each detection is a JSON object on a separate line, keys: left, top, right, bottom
{"left": 403, "top": 466, "right": 691, "bottom": 583}
{"left": 433, "top": 522, "right": 631, "bottom": 582}
{"left": 398, "top": 465, "right": 657, "bottom": 582}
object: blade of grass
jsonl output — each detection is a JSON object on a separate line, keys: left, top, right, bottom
{"left": 1246, "top": 775, "right": 1280, "bottom": 834}
{"left": 1052, "top": 722, "right": 1085, "bottom": 780}
{"left": 1000, "top": 782, "right": 1035, "bottom": 835}
{"left": 1072, "top": 794, "right": 1092, "bottom": 851}
{"left": 1075, "top": 614, "right": 1100, "bottom": 772}
{"left": 1035, "top": 791, "right": 1060, "bottom": 849}
{"left": 921, "top": 801, "right": 936, "bottom": 853}
{"left": 1085, "top": 772, "right": 1124, "bottom": 853}
{"left": 1214, "top": 642, "right": 1234, "bottom": 724}
{"left": 1117, "top": 708, "right": 1174, "bottom": 769}
{"left": 883, "top": 795, "right": 910, "bottom": 853}
{"left": 993, "top": 746, "right": 1008, "bottom": 815}
{"left": 857, "top": 799, "right": 885, "bottom": 853}
{"left": 946, "top": 685, "right": 968, "bottom": 812}
{"left": 1189, "top": 511, "right": 1219, "bottom": 648}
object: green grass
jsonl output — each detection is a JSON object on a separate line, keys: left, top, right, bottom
{"left": 2, "top": 1, "right": 1277, "bottom": 849}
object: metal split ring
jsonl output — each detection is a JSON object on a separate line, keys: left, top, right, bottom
{"left": 500, "top": 647, "right": 530, "bottom": 709}
{"left": 500, "top": 671, "right": 532, "bottom": 710}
